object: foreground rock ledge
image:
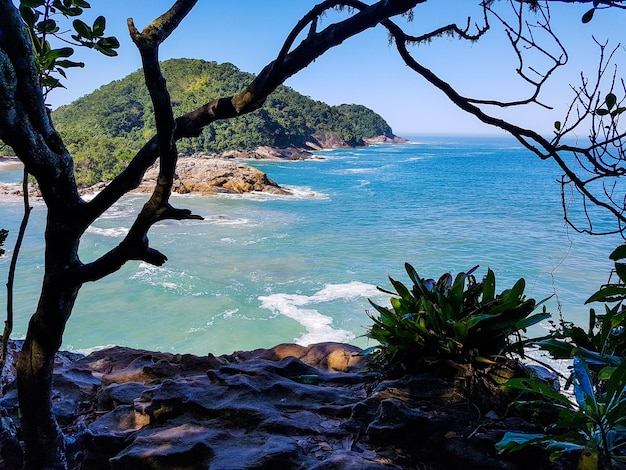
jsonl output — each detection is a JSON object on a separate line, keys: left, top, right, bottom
{"left": 0, "top": 342, "right": 569, "bottom": 469}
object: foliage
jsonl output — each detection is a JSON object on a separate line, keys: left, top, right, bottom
{"left": 366, "top": 263, "right": 549, "bottom": 370}
{"left": 497, "top": 356, "right": 626, "bottom": 468}
{"left": 18, "top": 0, "right": 119, "bottom": 97}
{"left": 536, "top": 244, "right": 626, "bottom": 372}
{"left": 497, "top": 244, "right": 626, "bottom": 468}
{"left": 50, "top": 59, "right": 394, "bottom": 185}
{"left": 0, "top": 229, "right": 7, "bottom": 257}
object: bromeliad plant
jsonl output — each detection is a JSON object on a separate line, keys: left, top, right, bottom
{"left": 497, "top": 244, "right": 626, "bottom": 469}
{"left": 497, "top": 356, "right": 626, "bottom": 469}
{"left": 366, "top": 263, "right": 549, "bottom": 370}
{"left": 535, "top": 244, "right": 626, "bottom": 372}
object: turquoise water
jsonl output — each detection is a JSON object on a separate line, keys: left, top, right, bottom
{"left": 0, "top": 136, "right": 621, "bottom": 355}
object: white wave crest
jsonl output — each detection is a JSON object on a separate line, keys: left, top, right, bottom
{"left": 258, "top": 281, "right": 380, "bottom": 346}
{"left": 86, "top": 226, "right": 129, "bottom": 237}
{"left": 130, "top": 262, "right": 206, "bottom": 295}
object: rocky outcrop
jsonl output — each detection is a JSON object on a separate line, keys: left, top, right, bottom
{"left": 0, "top": 342, "right": 568, "bottom": 469}
{"left": 133, "top": 157, "right": 291, "bottom": 196}
{"left": 219, "top": 147, "right": 314, "bottom": 161}
{"left": 0, "top": 135, "right": 406, "bottom": 197}
{"left": 363, "top": 135, "right": 409, "bottom": 145}
{"left": 0, "top": 157, "right": 291, "bottom": 198}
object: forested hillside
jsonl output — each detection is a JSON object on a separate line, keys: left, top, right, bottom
{"left": 51, "top": 59, "right": 395, "bottom": 185}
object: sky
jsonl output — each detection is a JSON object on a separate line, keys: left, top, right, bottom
{"left": 38, "top": 0, "right": 626, "bottom": 137}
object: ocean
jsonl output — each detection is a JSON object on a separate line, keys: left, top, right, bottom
{"left": 0, "top": 136, "right": 622, "bottom": 356}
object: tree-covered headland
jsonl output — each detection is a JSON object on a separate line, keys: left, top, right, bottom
{"left": 51, "top": 58, "right": 394, "bottom": 185}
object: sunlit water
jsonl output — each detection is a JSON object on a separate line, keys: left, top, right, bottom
{"left": 0, "top": 136, "right": 621, "bottom": 355}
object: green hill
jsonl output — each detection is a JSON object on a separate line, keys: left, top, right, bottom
{"left": 52, "top": 58, "right": 395, "bottom": 186}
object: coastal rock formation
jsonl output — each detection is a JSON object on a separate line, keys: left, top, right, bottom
{"left": 0, "top": 342, "right": 567, "bottom": 469}
{"left": 0, "top": 157, "right": 290, "bottom": 198}
{"left": 133, "top": 157, "right": 291, "bottom": 196}
{"left": 219, "top": 146, "right": 314, "bottom": 160}
{"left": 363, "top": 135, "right": 409, "bottom": 145}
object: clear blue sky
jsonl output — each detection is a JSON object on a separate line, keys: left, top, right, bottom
{"left": 42, "top": 1, "right": 626, "bottom": 137}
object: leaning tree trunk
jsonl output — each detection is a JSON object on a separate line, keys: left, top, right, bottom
{"left": 16, "top": 217, "right": 83, "bottom": 468}
{"left": 17, "top": 323, "right": 68, "bottom": 468}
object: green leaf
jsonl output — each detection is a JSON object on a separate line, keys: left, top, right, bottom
{"left": 509, "top": 278, "right": 526, "bottom": 300}
{"left": 604, "top": 358, "right": 626, "bottom": 405}
{"left": 390, "top": 277, "right": 412, "bottom": 301}
{"left": 596, "top": 108, "right": 610, "bottom": 116}
{"left": 19, "top": 5, "right": 39, "bottom": 27}
{"left": 582, "top": 8, "right": 595, "bottom": 23}
{"left": 72, "top": 19, "right": 92, "bottom": 39}
{"left": 599, "top": 366, "right": 616, "bottom": 381}
{"left": 92, "top": 15, "right": 106, "bottom": 37}
{"left": 483, "top": 268, "right": 496, "bottom": 302}
{"left": 536, "top": 338, "right": 576, "bottom": 360}
{"left": 504, "top": 377, "right": 573, "bottom": 406}
{"left": 610, "top": 244, "right": 626, "bottom": 261}
{"left": 41, "top": 76, "right": 63, "bottom": 89}
{"left": 36, "top": 18, "right": 59, "bottom": 34}
{"left": 514, "top": 311, "right": 550, "bottom": 331}
{"left": 404, "top": 263, "right": 421, "bottom": 287}
{"left": 606, "top": 93, "right": 617, "bottom": 111}
{"left": 72, "top": 0, "right": 91, "bottom": 7}
{"left": 554, "top": 121, "right": 561, "bottom": 131}
{"left": 55, "top": 59, "right": 84, "bottom": 68}
{"left": 49, "top": 47, "right": 74, "bottom": 59}
{"left": 496, "top": 431, "right": 547, "bottom": 454}
{"left": 21, "top": 0, "right": 45, "bottom": 7}
{"left": 614, "top": 263, "right": 626, "bottom": 284}
{"left": 585, "top": 285, "right": 626, "bottom": 304}
{"left": 57, "top": 5, "right": 83, "bottom": 16}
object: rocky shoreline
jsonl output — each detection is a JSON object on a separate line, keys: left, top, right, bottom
{"left": 0, "top": 155, "right": 291, "bottom": 198}
{"left": 0, "top": 136, "right": 408, "bottom": 198}
{"left": 0, "top": 341, "right": 570, "bottom": 469}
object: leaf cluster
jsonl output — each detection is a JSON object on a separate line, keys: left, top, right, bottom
{"left": 498, "top": 243, "right": 626, "bottom": 468}
{"left": 536, "top": 244, "right": 626, "bottom": 373}
{"left": 366, "top": 263, "right": 549, "bottom": 371}
{"left": 498, "top": 357, "right": 626, "bottom": 468}
{"left": 595, "top": 93, "right": 626, "bottom": 120}
{"left": 19, "top": 0, "right": 119, "bottom": 96}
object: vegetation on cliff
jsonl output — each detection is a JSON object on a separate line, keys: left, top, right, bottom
{"left": 51, "top": 58, "right": 394, "bottom": 185}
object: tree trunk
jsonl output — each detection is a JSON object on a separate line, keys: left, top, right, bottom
{"left": 16, "top": 217, "right": 82, "bottom": 468}
{"left": 17, "top": 331, "right": 66, "bottom": 469}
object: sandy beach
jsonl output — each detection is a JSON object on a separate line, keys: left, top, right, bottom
{"left": 0, "top": 156, "right": 22, "bottom": 171}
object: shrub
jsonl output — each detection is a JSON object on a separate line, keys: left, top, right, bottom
{"left": 366, "top": 263, "right": 549, "bottom": 371}
{"left": 498, "top": 244, "right": 626, "bottom": 468}
{"left": 497, "top": 356, "right": 626, "bottom": 468}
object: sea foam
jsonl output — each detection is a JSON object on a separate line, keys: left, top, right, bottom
{"left": 258, "top": 281, "right": 380, "bottom": 346}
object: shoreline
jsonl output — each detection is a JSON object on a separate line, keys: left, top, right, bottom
{"left": 0, "top": 156, "right": 23, "bottom": 171}
{"left": 0, "top": 136, "right": 407, "bottom": 198}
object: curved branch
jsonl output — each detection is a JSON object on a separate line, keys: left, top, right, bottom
{"left": 72, "top": 0, "right": 202, "bottom": 283}
{"left": 384, "top": 18, "right": 626, "bottom": 233}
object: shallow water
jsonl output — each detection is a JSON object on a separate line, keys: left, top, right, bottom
{"left": 0, "top": 136, "right": 621, "bottom": 355}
